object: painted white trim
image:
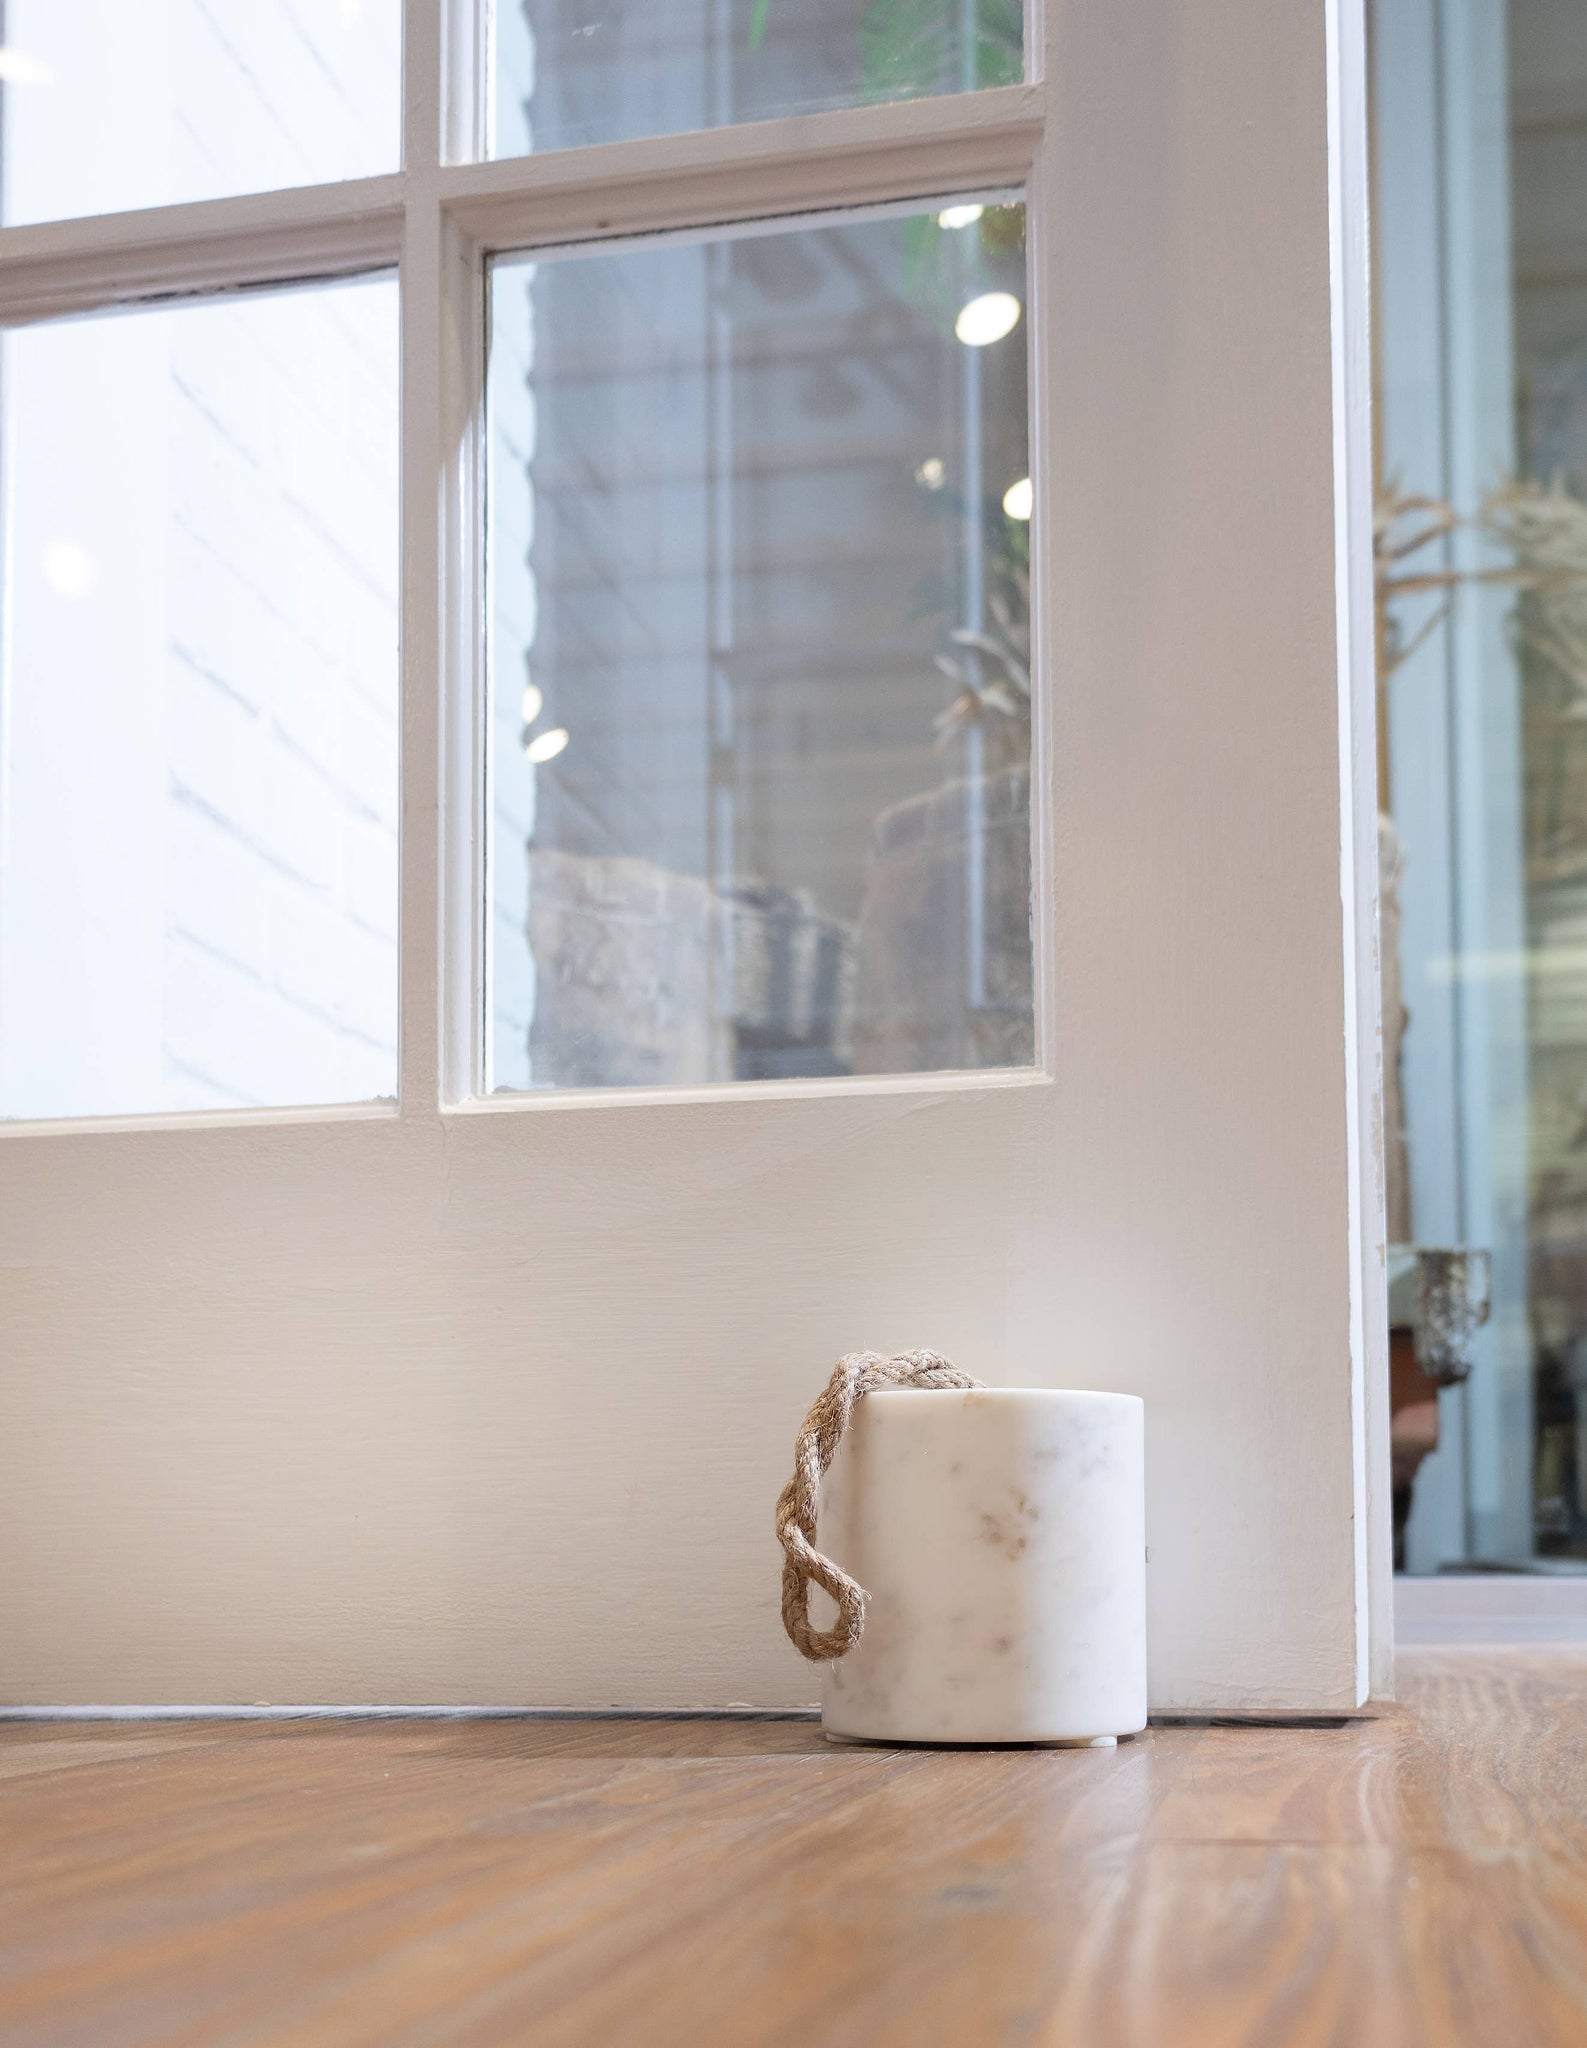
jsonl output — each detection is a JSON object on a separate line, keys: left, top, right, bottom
{"left": 0, "top": 1062, "right": 1054, "bottom": 1145}
{"left": 397, "top": 190, "right": 446, "bottom": 1118}
{"left": 405, "top": 0, "right": 444, "bottom": 176}
{"left": 1023, "top": 113, "right": 1059, "bottom": 1084}
{"left": 0, "top": 178, "right": 405, "bottom": 325}
{"left": 453, "top": 1066, "right": 1055, "bottom": 1118}
{"left": 444, "top": 211, "right": 487, "bottom": 1108}
{"left": 1395, "top": 1575, "right": 1587, "bottom": 1644}
{"left": 0, "top": 1102, "right": 397, "bottom": 1143}
{"left": 0, "top": 93, "right": 1041, "bottom": 332}
{"left": 474, "top": 182, "right": 1029, "bottom": 275}
{"left": 439, "top": 86, "right": 1044, "bottom": 252}
{"left": 1327, "top": 0, "right": 1392, "bottom": 1699}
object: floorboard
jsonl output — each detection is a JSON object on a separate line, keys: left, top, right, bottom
{"left": 1, "top": 1650, "right": 1584, "bottom": 2046}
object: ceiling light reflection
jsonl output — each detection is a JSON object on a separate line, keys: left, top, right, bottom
{"left": 0, "top": 47, "right": 52, "bottom": 85}
{"left": 955, "top": 291, "right": 1021, "bottom": 347}
{"left": 524, "top": 726, "right": 570, "bottom": 765}
{"left": 43, "top": 540, "right": 95, "bottom": 599}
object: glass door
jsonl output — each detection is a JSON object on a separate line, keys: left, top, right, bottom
{"left": 1374, "top": 0, "right": 1587, "bottom": 1574}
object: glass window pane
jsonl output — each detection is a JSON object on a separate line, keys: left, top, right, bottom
{"left": 1373, "top": 0, "right": 1587, "bottom": 1569}
{"left": 0, "top": 278, "right": 399, "bottom": 1121}
{"left": 0, "top": 1, "right": 400, "bottom": 226}
{"left": 486, "top": 202, "right": 1032, "bottom": 1092}
{"left": 490, "top": 1, "right": 1024, "bottom": 160}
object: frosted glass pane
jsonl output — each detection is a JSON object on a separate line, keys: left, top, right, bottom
{"left": 0, "top": 1, "right": 399, "bottom": 226}
{"left": 486, "top": 202, "right": 1032, "bottom": 1092}
{"left": 491, "top": 0, "right": 1024, "bottom": 160}
{"left": 0, "top": 278, "right": 399, "bottom": 1121}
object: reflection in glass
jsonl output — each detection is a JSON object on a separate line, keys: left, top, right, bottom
{"left": 1374, "top": 0, "right": 1587, "bottom": 1568}
{"left": 0, "top": 1, "right": 399, "bottom": 226}
{"left": 0, "top": 280, "right": 400, "bottom": 1119}
{"left": 491, "top": 0, "right": 1023, "bottom": 160}
{"left": 486, "top": 203, "right": 1032, "bottom": 1091}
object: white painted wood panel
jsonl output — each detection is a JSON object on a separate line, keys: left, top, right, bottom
{"left": 0, "top": 0, "right": 1385, "bottom": 1710}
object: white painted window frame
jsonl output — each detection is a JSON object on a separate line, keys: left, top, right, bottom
{"left": 0, "top": 0, "right": 1394, "bottom": 1711}
{"left": 0, "top": 10, "right": 1058, "bottom": 1125}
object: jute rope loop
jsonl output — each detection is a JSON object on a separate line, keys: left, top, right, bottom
{"left": 776, "top": 1349, "right": 983, "bottom": 1662}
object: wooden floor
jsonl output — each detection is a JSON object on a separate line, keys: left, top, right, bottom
{"left": 2, "top": 1651, "right": 1585, "bottom": 2047}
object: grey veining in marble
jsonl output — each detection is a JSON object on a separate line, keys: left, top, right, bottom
{"left": 819, "top": 1388, "right": 1147, "bottom": 1744}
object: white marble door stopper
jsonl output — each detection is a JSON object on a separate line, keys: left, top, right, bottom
{"left": 777, "top": 1351, "right": 1147, "bottom": 1746}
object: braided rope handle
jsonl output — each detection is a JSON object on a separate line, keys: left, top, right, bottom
{"left": 776, "top": 1349, "right": 983, "bottom": 1661}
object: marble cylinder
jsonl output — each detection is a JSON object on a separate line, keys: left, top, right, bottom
{"left": 819, "top": 1388, "right": 1146, "bottom": 1745}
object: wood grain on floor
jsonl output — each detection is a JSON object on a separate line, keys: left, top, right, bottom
{"left": 1, "top": 1650, "right": 1584, "bottom": 2047}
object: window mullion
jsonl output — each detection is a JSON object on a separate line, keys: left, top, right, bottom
{"left": 398, "top": 185, "right": 451, "bottom": 1117}
{"left": 435, "top": 83, "right": 1045, "bottom": 256}
{"left": 403, "top": 0, "right": 444, "bottom": 174}
{"left": 0, "top": 178, "right": 404, "bottom": 327}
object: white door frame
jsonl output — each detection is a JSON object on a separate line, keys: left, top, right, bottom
{"left": 0, "top": 0, "right": 1389, "bottom": 1712}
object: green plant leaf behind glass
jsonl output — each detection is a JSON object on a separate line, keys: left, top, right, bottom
{"left": 744, "top": 1, "right": 1023, "bottom": 96}
{"left": 860, "top": 0, "right": 1023, "bottom": 100}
